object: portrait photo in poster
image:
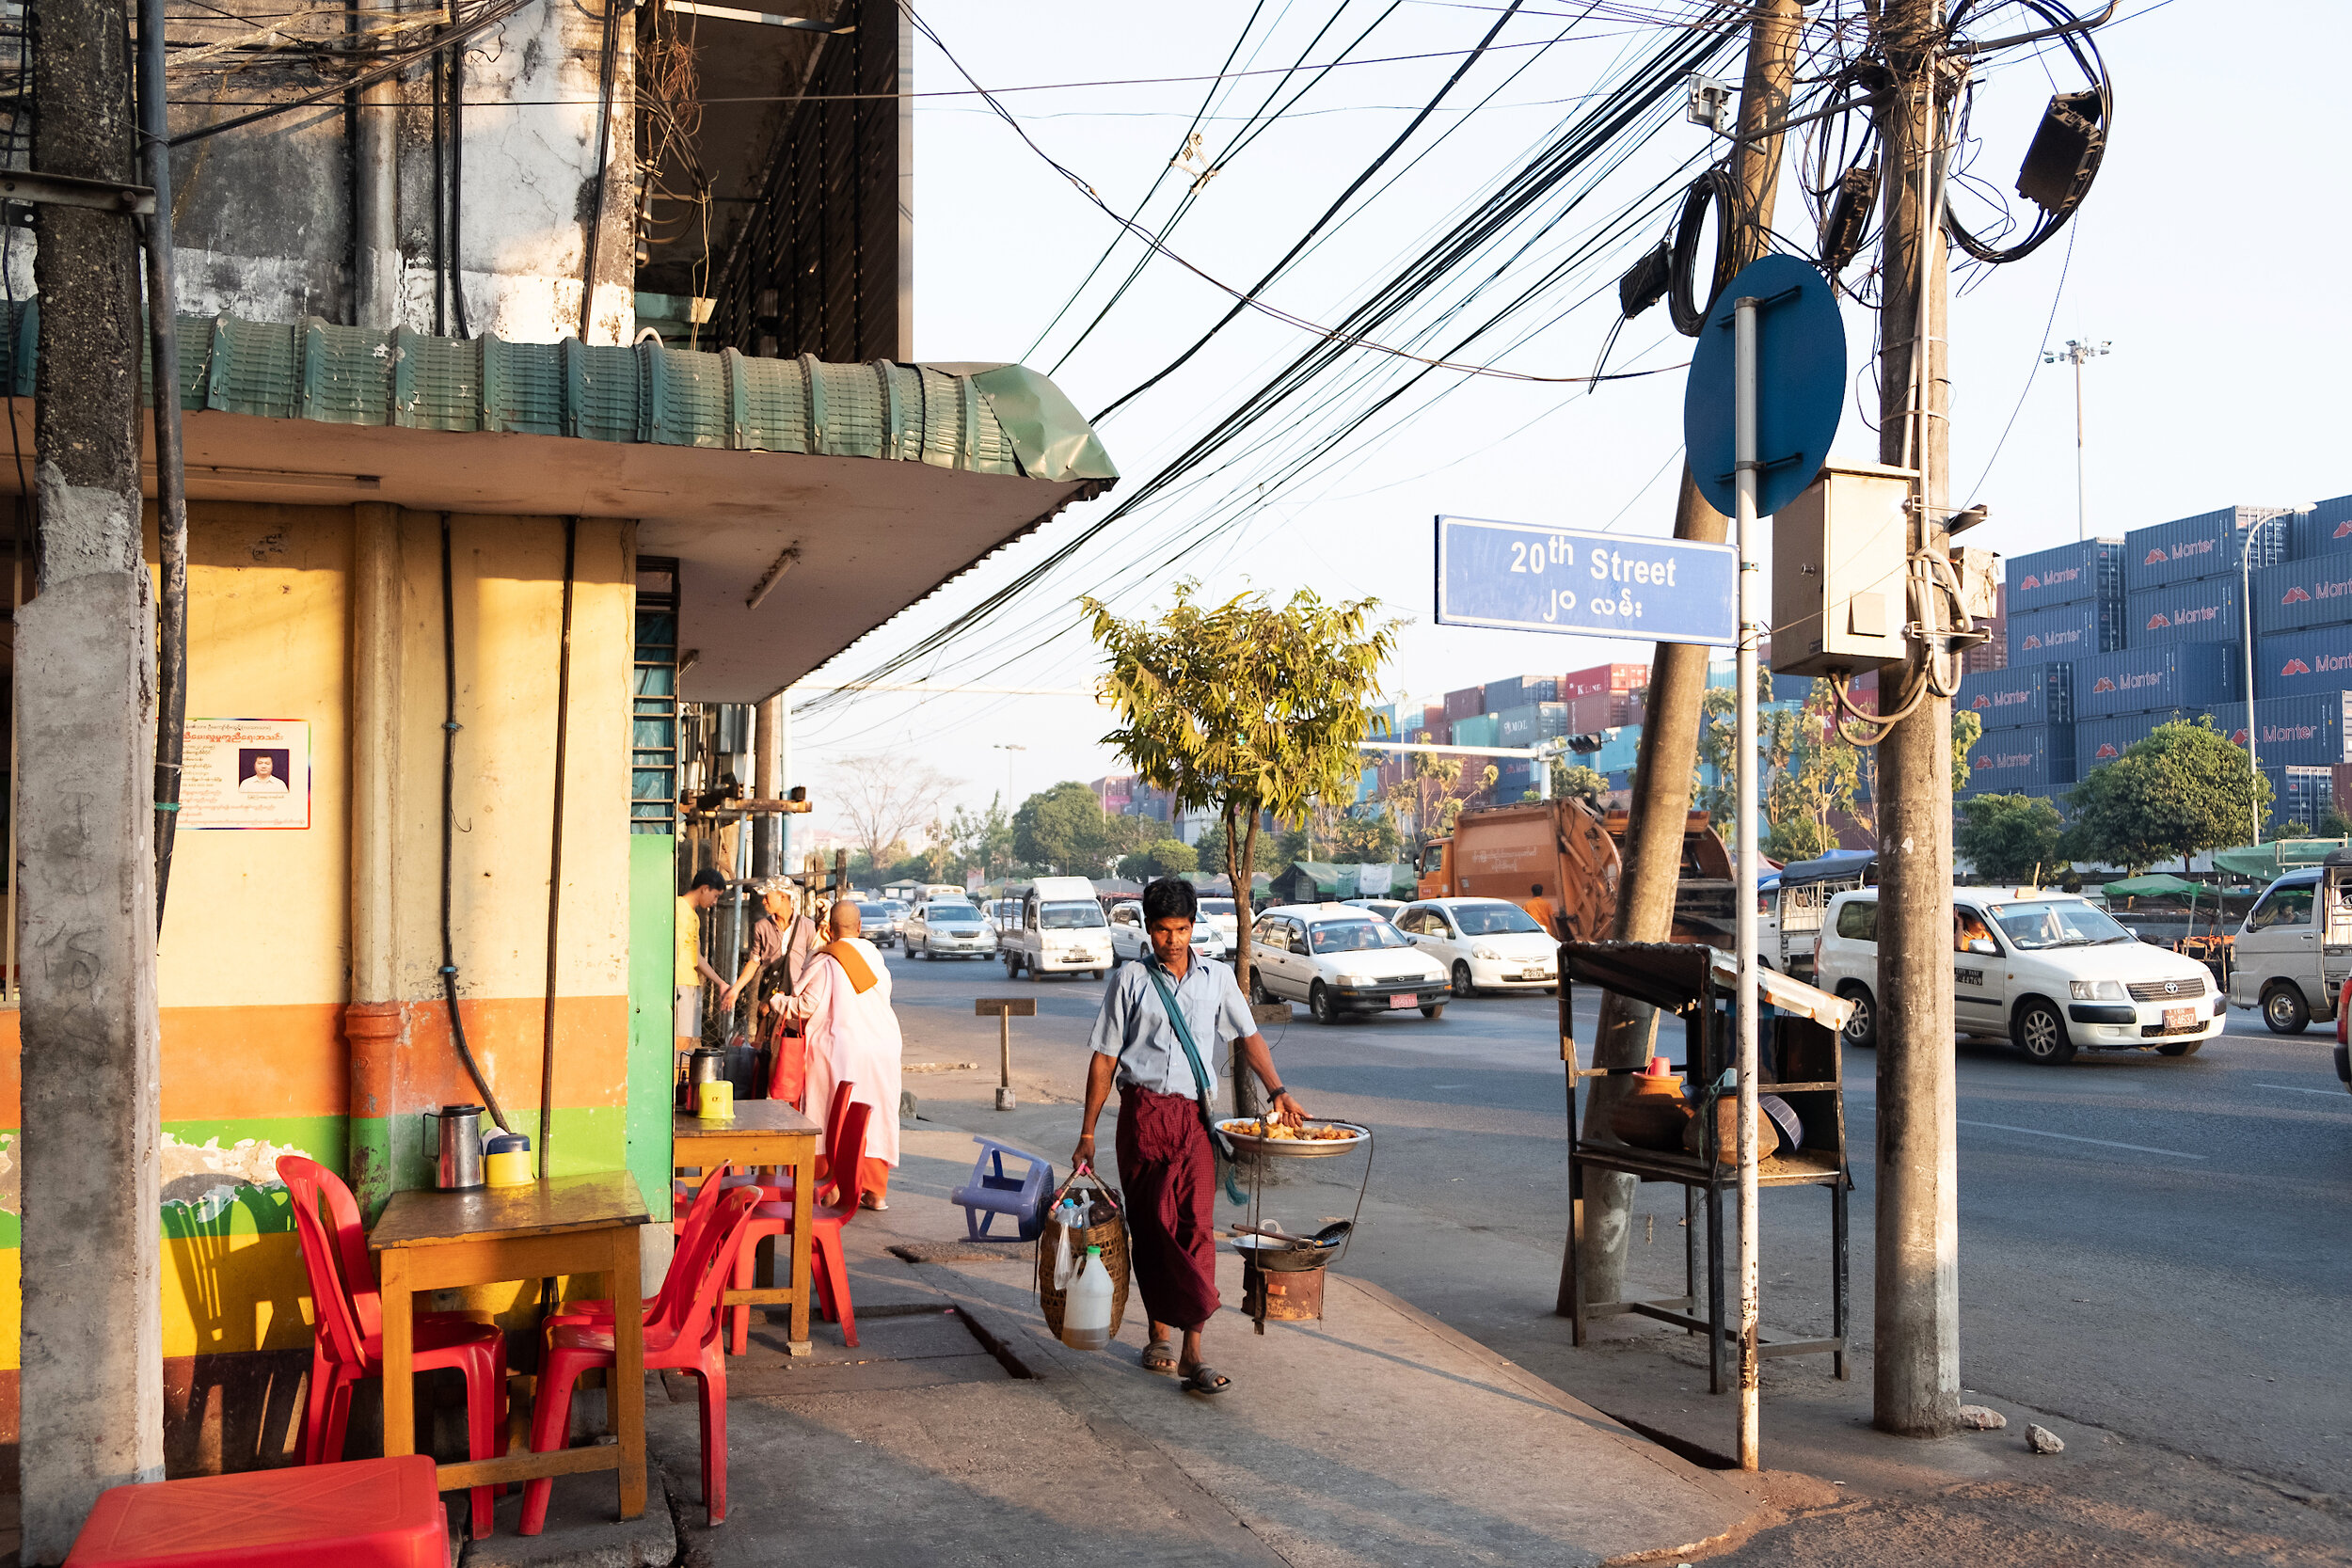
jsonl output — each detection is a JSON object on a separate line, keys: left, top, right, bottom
{"left": 183, "top": 720, "right": 310, "bottom": 829}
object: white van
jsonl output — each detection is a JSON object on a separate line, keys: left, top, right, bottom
{"left": 1003, "top": 876, "right": 1114, "bottom": 980}
{"left": 2228, "top": 867, "right": 2333, "bottom": 1033}
{"left": 1813, "top": 886, "right": 2224, "bottom": 1065}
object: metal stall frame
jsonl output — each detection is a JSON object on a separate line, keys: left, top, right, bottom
{"left": 1557, "top": 942, "right": 1852, "bottom": 1396}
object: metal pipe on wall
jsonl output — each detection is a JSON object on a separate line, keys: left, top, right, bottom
{"left": 539, "top": 518, "right": 578, "bottom": 1175}
{"left": 137, "top": 0, "right": 191, "bottom": 925}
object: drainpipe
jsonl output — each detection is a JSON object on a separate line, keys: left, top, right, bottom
{"left": 356, "top": 77, "right": 400, "bottom": 328}
{"left": 347, "top": 503, "right": 403, "bottom": 1213}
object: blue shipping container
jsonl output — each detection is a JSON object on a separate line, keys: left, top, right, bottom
{"left": 1957, "top": 663, "right": 2072, "bottom": 728}
{"left": 1595, "top": 727, "right": 1640, "bottom": 772}
{"left": 2202, "top": 693, "right": 2352, "bottom": 768}
{"left": 1964, "top": 723, "right": 2075, "bottom": 794}
{"left": 2075, "top": 709, "right": 2217, "bottom": 773}
{"left": 2124, "top": 506, "right": 2292, "bottom": 593}
{"left": 2265, "top": 765, "right": 2334, "bottom": 834}
{"left": 2006, "top": 537, "right": 2122, "bottom": 614}
{"left": 2251, "top": 548, "right": 2352, "bottom": 635}
{"left": 2009, "top": 600, "right": 2116, "bottom": 664}
{"left": 2254, "top": 627, "right": 2352, "bottom": 701}
{"left": 2071, "top": 643, "right": 2239, "bottom": 719}
{"left": 2289, "top": 495, "right": 2352, "bottom": 561}
{"left": 1451, "top": 712, "right": 1501, "bottom": 749}
{"left": 2126, "top": 577, "right": 2243, "bottom": 646}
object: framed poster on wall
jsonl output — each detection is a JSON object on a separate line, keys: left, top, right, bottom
{"left": 182, "top": 719, "right": 310, "bottom": 830}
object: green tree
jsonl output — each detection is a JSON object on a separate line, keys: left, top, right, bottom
{"left": 2063, "top": 719, "right": 2270, "bottom": 873}
{"left": 1011, "top": 781, "right": 1114, "bottom": 874}
{"left": 2319, "top": 805, "right": 2352, "bottom": 840}
{"left": 1086, "top": 581, "right": 1398, "bottom": 1001}
{"left": 827, "top": 752, "right": 959, "bottom": 870}
{"left": 1385, "top": 738, "right": 1495, "bottom": 849}
{"left": 946, "top": 793, "right": 1015, "bottom": 881}
{"left": 1545, "top": 760, "right": 1609, "bottom": 806}
{"left": 1195, "top": 816, "right": 1276, "bottom": 880}
{"left": 1118, "top": 837, "right": 1197, "bottom": 880}
{"left": 1955, "top": 793, "right": 2066, "bottom": 881}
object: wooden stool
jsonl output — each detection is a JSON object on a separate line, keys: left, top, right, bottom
{"left": 66, "top": 1455, "right": 449, "bottom": 1567}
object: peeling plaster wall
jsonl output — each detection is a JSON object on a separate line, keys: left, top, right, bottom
{"left": 165, "top": 0, "right": 635, "bottom": 344}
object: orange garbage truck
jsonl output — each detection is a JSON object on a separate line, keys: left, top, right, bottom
{"left": 1412, "top": 799, "right": 1736, "bottom": 945}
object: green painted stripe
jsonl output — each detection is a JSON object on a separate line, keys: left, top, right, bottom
{"left": 628, "top": 833, "right": 680, "bottom": 1224}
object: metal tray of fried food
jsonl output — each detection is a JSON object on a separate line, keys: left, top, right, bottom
{"left": 1216, "top": 1118, "right": 1371, "bottom": 1159}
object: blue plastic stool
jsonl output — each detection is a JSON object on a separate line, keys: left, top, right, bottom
{"left": 949, "top": 1137, "right": 1054, "bottom": 1241}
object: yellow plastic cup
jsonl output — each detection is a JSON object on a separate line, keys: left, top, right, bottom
{"left": 695, "top": 1080, "right": 735, "bottom": 1120}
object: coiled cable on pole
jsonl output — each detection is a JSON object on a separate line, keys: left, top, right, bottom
{"left": 1666, "top": 166, "right": 1745, "bottom": 338}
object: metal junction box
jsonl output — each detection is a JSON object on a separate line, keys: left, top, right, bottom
{"left": 1772, "top": 463, "right": 1914, "bottom": 677}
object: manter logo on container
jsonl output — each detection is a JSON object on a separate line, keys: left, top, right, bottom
{"left": 2336, "top": 520, "right": 2352, "bottom": 540}
{"left": 2094, "top": 742, "right": 2122, "bottom": 761}
{"left": 2145, "top": 539, "right": 2217, "bottom": 566}
{"left": 2281, "top": 657, "right": 2313, "bottom": 676}
{"left": 2091, "top": 676, "right": 2117, "bottom": 693}
{"left": 2144, "top": 612, "right": 2170, "bottom": 630}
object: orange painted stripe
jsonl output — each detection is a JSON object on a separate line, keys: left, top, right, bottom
{"left": 0, "top": 995, "right": 628, "bottom": 1128}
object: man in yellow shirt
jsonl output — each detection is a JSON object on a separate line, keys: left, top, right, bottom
{"left": 676, "top": 869, "right": 734, "bottom": 1063}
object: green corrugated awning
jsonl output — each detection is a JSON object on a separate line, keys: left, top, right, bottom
{"left": 0, "top": 302, "right": 1116, "bottom": 486}
{"left": 2209, "top": 839, "right": 2351, "bottom": 879}
{"left": 2100, "top": 874, "right": 2211, "bottom": 899}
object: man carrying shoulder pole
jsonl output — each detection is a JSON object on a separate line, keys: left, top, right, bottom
{"left": 1074, "top": 877, "right": 1304, "bottom": 1397}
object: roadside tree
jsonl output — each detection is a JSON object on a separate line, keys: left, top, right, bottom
{"left": 2063, "top": 719, "right": 2269, "bottom": 873}
{"left": 1085, "top": 581, "right": 1398, "bottom": 1012}
{"left": 1012, "top": 781, "right": 1114, "bottom": 873}
{"left": 1955, "top": 793, "right": 2066, "bottom": 881}
{"left": 1118, "top": 838, "right": 1197, "bottom": 880}
{"left": 1544, "top": 760, "right": 1609, "bottom": 806}
{"left": 946, "top": 794, "right": 1015, "bottom": 881}
{"left": 828, "top": 752, "right": 960, "bottom": 872}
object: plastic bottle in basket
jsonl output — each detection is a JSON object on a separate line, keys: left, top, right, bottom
{"left": 1061, "top": 1246, "right": 1114, "bottom": 1351}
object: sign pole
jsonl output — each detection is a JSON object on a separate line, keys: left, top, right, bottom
{"left": 1733, "top": 293, "right": 1763, "bottom": 1471}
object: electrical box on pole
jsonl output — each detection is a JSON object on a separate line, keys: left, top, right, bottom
{"left": 1770, "top": 464, "right": 1915, "bottom": 677}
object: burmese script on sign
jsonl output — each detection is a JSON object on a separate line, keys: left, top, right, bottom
{"left": 183, "top": 719, "right": 310, "bottom": 830}
{"left": 1434, "top": 515, "right": 1736, "bottom": 645}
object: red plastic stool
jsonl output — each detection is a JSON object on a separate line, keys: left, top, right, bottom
{"left": 66, "top": 1455, "right": 449, "bottom": 1567}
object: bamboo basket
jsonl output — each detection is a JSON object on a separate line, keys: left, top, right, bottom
{"left": 1037, "top": 1170, "right": 1131, "bottom": 1341}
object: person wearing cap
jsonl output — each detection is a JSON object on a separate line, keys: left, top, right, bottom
{"left": 675, "top": 868, "right": 735, "bottom": 1064}
{"left": 739, "top": 879, "right": 820, "bottom": 1101}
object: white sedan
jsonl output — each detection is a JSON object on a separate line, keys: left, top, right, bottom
{"left": 1248, "top": 903, "right": 1452, "bottom": 1024}
{"left": 1106, "top": 900, "right": 1225, "bottom": 964}
{"left": 1395, "top": 898, "right": 1558, "bottom": 996}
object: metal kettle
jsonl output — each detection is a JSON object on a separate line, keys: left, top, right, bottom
{"left": 421, "top": 1103, "right": 486, "bottom": 1191}
{"left": 677, "top": 1046, "right": 725, "bottom": 1110}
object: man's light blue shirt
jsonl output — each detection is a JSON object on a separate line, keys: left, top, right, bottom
{"left": 1089, "top": 954, "right": 1257, "bottom": 1104}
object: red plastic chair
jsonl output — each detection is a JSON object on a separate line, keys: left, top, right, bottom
{"left": 728, "top": 1101, "right": 873, "bottom": 1354}
{"left": 276, "top": 1157, "right": 507, "bottom": 1541}
{"left": 519, "top": 1187, "right": 765, "bottom": 1534}
{"left": 550, "top": 1164, "right": 737, "bottom": 1332}
{"left": 753, "top": 1079, "right": 854, "bottom": 1205}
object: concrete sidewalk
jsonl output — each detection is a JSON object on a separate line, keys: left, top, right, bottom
{"left": 592, "top": 1121, "right": 1756, "bottom": 1568}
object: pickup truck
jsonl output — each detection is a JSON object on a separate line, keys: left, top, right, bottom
{"left": 1002, "top": 875, "right": 1115, "bottom": 981}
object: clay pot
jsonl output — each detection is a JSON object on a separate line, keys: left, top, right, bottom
{"left": 1610, "top": 1072, "right": 1692, "bottom": 1150}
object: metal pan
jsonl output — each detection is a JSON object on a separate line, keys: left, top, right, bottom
{"left": 1217, "top": 1119, "right": 1372, "bottom": 1159}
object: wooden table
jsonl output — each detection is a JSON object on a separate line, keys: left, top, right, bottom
{"left": 369, "top": 1171, "right": 652, "bottom": 1517}
{"left": 672, "top": 1101, "right": 820, "bottom": 1355}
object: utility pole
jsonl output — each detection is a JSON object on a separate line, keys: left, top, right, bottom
{"left": 1870, "top": 0, "right": 1961, "bottom": 1440}
{"left": 1565, "top": 0, "right": 1803, "bottom": 1314}
{"left": 2042, "top": 338, "right": 2108, "bottom": 541}
{"left": 22, "top": 0, "right": 167, "bottom": 1551}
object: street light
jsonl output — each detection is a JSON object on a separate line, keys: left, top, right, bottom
{"left": 2240, "top": 514, "right": 2291, "bottom": 846}
{"left": 2042, "top": 338, "right": 2110, "bottom": 542}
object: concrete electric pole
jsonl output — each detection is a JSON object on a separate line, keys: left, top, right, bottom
{"left": 1869, "top": 0, "right": 1962, "bottom": 1440}
{"left": 1566, "top": 0, "right": 1804, "bottom": 1314}
{"left": 22, "top": 0, "right": 168, "bottom": 1550}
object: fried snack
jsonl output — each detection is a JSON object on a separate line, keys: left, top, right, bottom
{"left": 1219, "top": 1118, "right": 1358, "bottom": 1142}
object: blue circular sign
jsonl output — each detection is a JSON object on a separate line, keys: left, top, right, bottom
{"left": 1681, "top": 254, "right": 1848, "bottom": 518}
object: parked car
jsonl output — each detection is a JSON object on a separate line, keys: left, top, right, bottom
{"left": 904, "top": 897, "right": 997, "bottom": 960}
{"left": 1197, "top": 896, "right": 1241, "bottom": 947}
{"left": 1342, "top": 897, "right": 1406, "bottom": 923}
{"left": 1248, "top": 903, "right": 1451, "bottom": 1023}
{"left": 1814, "top": 886, "right": 2224, "bottom": 1065}
{"left": 857, "top": 900, "right": 903, "bottom": 949}
{"left": 1003, "top": 876, "right": 1115, "bottom": 980}
{"left": 1393, "top": 897, "right": 1558, "bottom": 996}
{"left": 1106, "top": 899, "right": 1225, "bottom": 963}
{"left": 2228, "top": 867, "right": 2331, "bottom": 1033}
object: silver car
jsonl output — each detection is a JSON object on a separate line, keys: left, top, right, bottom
{"left": 907, "top": 898, "right": 998, "bottom": 960}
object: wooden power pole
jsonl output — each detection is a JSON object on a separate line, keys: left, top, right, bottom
{"left": 1870, "top": 0, "right": 1962, "bottom": 1438}
{"left": 21, "top": 0, "right": 167, "bottom": 1551}
{"left": 1567, "top": 0, "right": 1804, "bottom": 1312}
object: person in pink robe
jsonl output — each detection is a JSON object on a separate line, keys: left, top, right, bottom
{"left": 780, "top": 900, "right": 902, "bottom": 1209}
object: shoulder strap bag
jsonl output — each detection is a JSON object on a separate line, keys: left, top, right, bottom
{"left": 1142, "top": 963, "right": 1248, "bottom": 1204}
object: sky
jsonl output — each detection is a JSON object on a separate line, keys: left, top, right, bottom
{"left": 786, "top": 0, "right": 2347, "bottom": 844}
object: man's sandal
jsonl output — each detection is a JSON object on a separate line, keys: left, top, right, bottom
{"left": 1181, "top": 1365, "right": 1231, "bottom": 1397}
{"left": 1140, "top": 1339, "right": 1178, "bottom": 1376}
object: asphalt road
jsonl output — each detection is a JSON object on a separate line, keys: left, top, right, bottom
{"left": 875, "top": 942, "right": 2352, "bottom": 1499}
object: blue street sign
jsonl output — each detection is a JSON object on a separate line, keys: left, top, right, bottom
{"left": 1435, "top": 515, "right": 1737, "bottom": 645}
{"left": 1682, "top": 253, "right": 1847, "bottom": 518}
